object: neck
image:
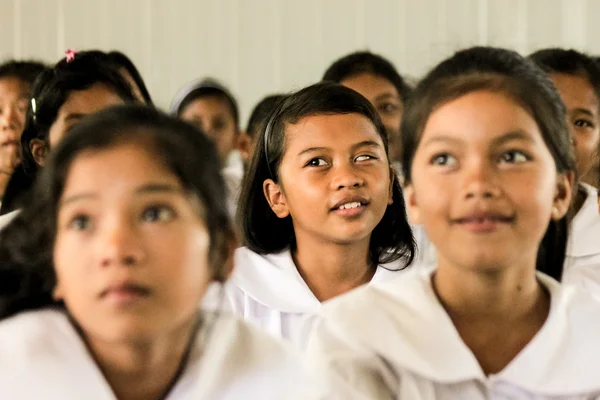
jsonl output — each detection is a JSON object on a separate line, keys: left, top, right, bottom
{"left": 85, "top": 316, "right": 198, "bottom": 400}
{"left": 0, "top": 171, "right": 11, "bottom": 199}
{"left": 292, "top": 234, "right": 375, "bottom": 302}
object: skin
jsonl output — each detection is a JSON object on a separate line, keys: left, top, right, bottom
{"left": 179, "top": 96, "right": 239, "bottom": 162}
{"left": 0, "top": 77, "right": 29, "bottom": 196}
{"left": 341, "top": 73, "right": 404, "bottom": 163}
{"left": 53, "top": 143, "right": 216, "bottom": 400}
{"left": 31, "top": 83, "right": 125, "bottom": 167}
{"left": 263, "top": 113, "right": 393, "bottom": 301}
{"left": 404, "top": 90, "right": 572, "bottom": 374}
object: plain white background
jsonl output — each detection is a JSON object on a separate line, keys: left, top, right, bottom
{"left": 1, "top": 0, "right": 599, "bottom": 124}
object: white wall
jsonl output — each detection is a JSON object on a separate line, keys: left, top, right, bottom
{"left": 1, "top": 0, "right": 600, "bottom": 124}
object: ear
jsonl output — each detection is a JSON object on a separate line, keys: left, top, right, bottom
{"left": 52, "top": 282, "right": 63, "bottom": 302}
{"left": 263, "top": 179, "right": 290, "bottom": 218}
{"left": 551, "top": 171, "right": 574, "bottom": 220}
{"left": 388, "top": 167, "right": 395, "bottom": 205}
{"left": 403, "top": 184, "right": 422, "bottom": 225}
{"left": 236, "top": 130, "right": 251, "bottom": 161}
{"left": 30, "top": 139, "right": 48, "bottom": 167}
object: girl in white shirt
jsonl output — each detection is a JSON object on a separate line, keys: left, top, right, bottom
{"left": 0, "top": 105, "right": 308, "bottom": 400}
{"left": 228, "top": 82, "right": 416, "bottom": 348}
{"left": 306, "top": 47, "right": 600, "bottom": 399}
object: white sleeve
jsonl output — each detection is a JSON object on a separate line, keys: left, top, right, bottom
{"left": 304, "top": 316, "right": 398, "bottom": 400}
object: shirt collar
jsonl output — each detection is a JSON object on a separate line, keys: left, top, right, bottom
{"left": 567, "top": 183, "right": 600, "bottom": 257}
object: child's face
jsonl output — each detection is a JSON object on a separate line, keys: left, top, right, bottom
{"left": 340, "top": 73, "right": 403, "bottom": 163}
{"left": 266, "top": 113, "right": 393, "bottom": 247}
{"left": 179, "top": 96, "right": 238, "bottom": 161}
{"left": 0, "top": 77, "right": 29, "bottom": 173}
{"left": 550, "top": 73, "right": 600, "bottom": 181}
{"left": 404, "top": 90, "right": 571, "bottom": 272}
{"left": 53, "top": 143, "right": 212, "bottom": 343}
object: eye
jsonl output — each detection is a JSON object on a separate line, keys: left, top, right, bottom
{"left": 68, "top": 214, "right": 92, "bottom": 231}
{"left": 306, "top": 158, "right": 328, "bottom": 167}
{"left": 378, "top": 103, "right": 400, "bottom": 114}
{"left": 499, "top": 150, "right": 529, "bottom": 164}
{"left": 355, "top": 154, "right": 376, "bottom": 162}
{"left": 212, "top": 119, "right": 226, "bottom": 131}
{"left": 431, "top": 153, "right": 457, "bottom": 166}
{"left": 142, "top": 205, "right": 175, "bottom": 223}
{"left": 574, "top": 119, "right": 594, "bottom": 128}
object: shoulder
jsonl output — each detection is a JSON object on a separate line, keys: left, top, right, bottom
{"left": 0, "top": 308, "right": 73, "bottom": 352}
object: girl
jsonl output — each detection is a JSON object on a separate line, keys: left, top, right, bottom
{"left": 0, "top": 50, "right": 136, "bottom": 223}
{"left": 306, "top": 47, "right": 600, "bottom": 398}
{"left": 530, "top": 49, "right": 600, "bottom": 296}
{"left": 0, "top": 105, "right": 309, "bottom": 399}
{"left": 106, "top": 51, "right": 154, "bottom": 105}
{"left": 0, "top": 60, "right": 48, "bottom": 202}
{"left": 171, "top": 78, "right": 244, "bottom": 217}
{"left": 226, "top": 82, "right": 415, "bottom": 349}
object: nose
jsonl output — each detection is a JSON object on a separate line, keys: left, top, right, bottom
{"left": 461, "top": 158, "right": 502, "bottom": 200}
{"left": 0, "top": 105, "right": 21, "bottom": 132}
{"left": 330, "top": 161, "right": 365, "bottom": 190}
{"left": 98, "top": 217, "right": 146, "bottom": 268}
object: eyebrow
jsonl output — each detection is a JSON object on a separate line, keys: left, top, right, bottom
{"left": 59, "top": 183, "right": 183, "bottom": 207}
{"left": 374, "top": 93, "right": 400, "bottom": 102}
{"left": 296, "top": 140, "right": 382, "bottom": 157}
{"left": 64, "top": 113, "right": 88, "bottom": 122}
{"left": 422, "top": 131, "right": 534, "bottom": 147}
{"left": 571, "top": 107, "right": 596, "bottom": 118}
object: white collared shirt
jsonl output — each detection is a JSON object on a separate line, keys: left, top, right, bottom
{"left": 0, "top": 308, "right": 310, "bottom": 400}
{"left": 563, "top": 183, "right": 600, "bottom": 297}
{"left": 222, "top": 150, "right": 245, "bottom": 219}
{"left": 224, "top": 247, "right": 414, "bottom": 349}
{"left": 306, "top": 268, "right": 600, "bottom": 399}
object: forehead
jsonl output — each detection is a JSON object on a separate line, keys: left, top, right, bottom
{"left": 182, "top": 95, "right": 233, "bottom": 118}
{"left": 59, "top": 83, "right": 124, "bottom": 116}
{"left": 284, "top": 113, "right": 383, "bottom": 149}
{"left": 340, "top": 72, "right": 400, "bottom": 100}
{"left": 550, "top": 73, "right": 600, "bottom": 113}
{"left": 0, "top": 77, "right": 29, "bottom": 99}
{"left": 422, "top": 90, "right": 541, "bottom": 144}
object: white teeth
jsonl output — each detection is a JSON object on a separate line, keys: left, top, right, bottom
{"left": 338, "top": 202, "right": 362, "bottom": 210}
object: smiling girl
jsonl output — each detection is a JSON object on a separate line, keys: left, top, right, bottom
{"left": 306, "top": 47, "right": 600, "bottom": 398}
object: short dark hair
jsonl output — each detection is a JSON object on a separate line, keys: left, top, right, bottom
{"left": 238, "top": 82, "right": 415, "bottom": 268}
{"left": 246, "top": 94, "right": 286, "bottom": 138}
{"left": 401, "top": 46, "right": 575, "bottom": 281}
{"left": 529, "top": 48, "right": 600, "bottom": 113}
{"left": 0, "top": 105, "right": 234, "bottom": 320}
{"left": 322, "top": 51, "right": 412, "bottom": 103}
{"left": 106, "top": 51, "right": 154, "bottom": 105}
{"left": 0, "top": 60, "right": 48, "bottom": 86}
{"left": 172, "top": 78, "right": 240, "bottom": 130}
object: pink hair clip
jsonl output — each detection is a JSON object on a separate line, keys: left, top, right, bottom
{"left": 65, "top": 49, "right": 77, "bottom": 63}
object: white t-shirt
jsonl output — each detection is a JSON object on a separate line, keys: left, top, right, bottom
{"left": 562, "top": 183, "right": 600, "bottom": 296}
{"left": 224, "top": 247, "right": 414, "bottom": 349}
{"left": 306, "top": 268, "right": 600, "bottom": 399}
{"left": 0, "top": 308, "right": 311, "bottom": 399}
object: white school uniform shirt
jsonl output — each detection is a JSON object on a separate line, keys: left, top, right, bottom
{"left": 0, "top": 308, "right": 311, "bottom": 400}
{"left": 222, "top": 150, "right": 244, "bottom": 218}
{"left": 306, "top": 267, "right": 600, "bottom": 400}
{"left": 225, "top": 246, "right": 413, "bottom": 349}
{"left": 563, "top": 183, "right": 600, "bottom": 296}
{"left": 0, "top": 208, "right": 19, "bottom": 231}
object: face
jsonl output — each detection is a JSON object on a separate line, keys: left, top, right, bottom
{"left": 341, "top": 73, "right": 403, "bottom": 162}
{"left": 47, "top": 83, "right": 126, "bottom": 149}
{"left": 264, "top": 113, "right": 393, "bottom": 247}
{"left": 0, "top": 77, "right": 29, "bottom": 173}
{"left": 405, "top": 90, "right": 571, "bottom": 273}
{"left": 179, "top": 96, "right": 238, "bottom": 161}
{"left": 550, "top": 73, "right": 600, "bottom": 180}
{"left": 53, "top": 143, "right": 212, "bottom": 343}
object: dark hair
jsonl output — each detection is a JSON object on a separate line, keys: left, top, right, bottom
{"left": 106, "top": 51, "right": 154, "bottom": 105}
{"left": 322, "top": 51, "right": 412, "bottom": 104}
{"left": 238, "top": 82, "right": 415, "bottom": 268}
{"left": 246, "top": 94, "right": 286, "bottom": 138}
{"left": 529, "top": 48, "right": 600, "bottom": 114}
{"left": 0, "top": 51, "right": 137, "bottom": 215}
{"left": 0, "top": 60, "right": 48, "bottom": 86}
{"left": 400, "top": 46, "right": 575, "bottom": 281}
{"left": 0, "top": 105, "right": 234, "bottom": 320}
{"left": 172, "top": 78, "right": 240, "bottom": 130}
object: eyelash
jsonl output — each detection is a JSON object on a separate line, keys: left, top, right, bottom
{"left": 304, "top": 154, "right": 378, "bottom": 167}
{"left": 65, "top": 204, "right": 176, "bottom": 232}
{"left": 574, "top": 119, "right": 594, "bottom": 128}
{"left": 429, "top": 150, "right": 530, "bottom": 167}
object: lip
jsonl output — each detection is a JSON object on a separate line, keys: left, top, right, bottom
{"left": 452, "top": 211, "right": 515, "bottom": 233}
{"left": 99, "top": 282, "right": 151, "bottom": 306}
{"left": 330, "top": 196, "right": 370, "bottom": 218}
